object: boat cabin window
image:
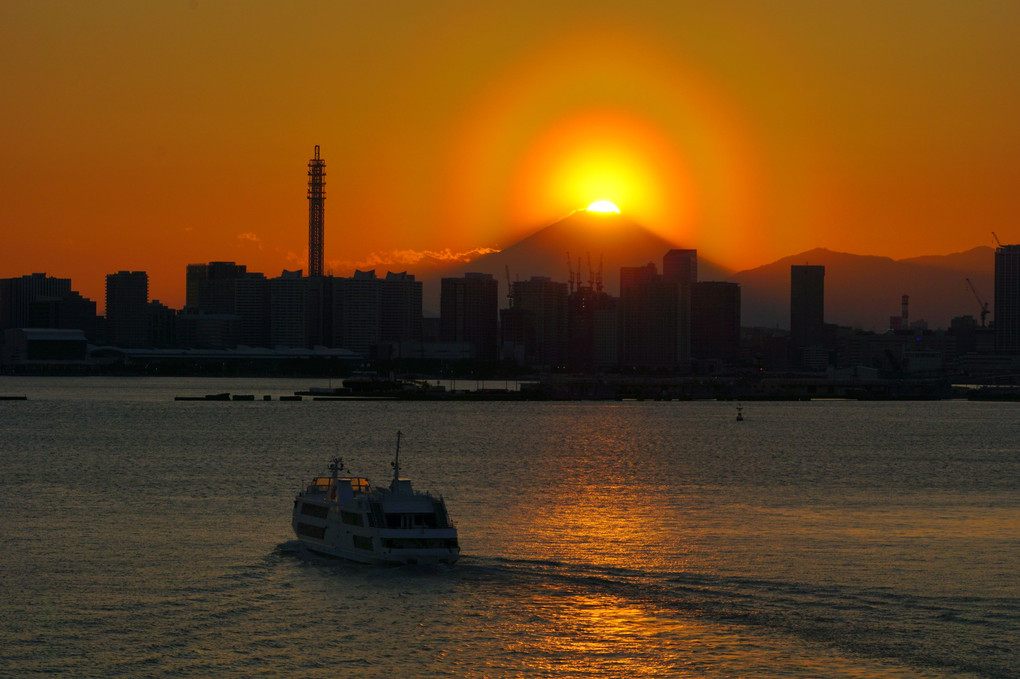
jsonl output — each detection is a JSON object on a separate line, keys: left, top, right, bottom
{"left": 385, "top": 512, "right": 443, "bottom": 529}
{"left": 299, "top": 502, "right": 329, "bottom": 519}
{"left": 306, "top": 477, "right": 334, "bottom": 494}
{"left": 306, "top": 477, "right": 371, "bottom": 496}
{"left": 295, "top": 522, "right": 326, "bottom": 539}
{"left": 340, "top": 510, "right": 363, "bottom": 527}
{"left": 347, "top": 478, "right": 371, "bottom": 494}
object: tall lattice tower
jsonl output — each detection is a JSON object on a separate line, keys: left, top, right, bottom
{"left": 307, "top": 145, "right": 326, "bottom": 277}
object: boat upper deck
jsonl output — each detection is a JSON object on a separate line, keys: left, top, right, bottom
{"left": 302, "top": 476, "right": 372, "bottom": 498}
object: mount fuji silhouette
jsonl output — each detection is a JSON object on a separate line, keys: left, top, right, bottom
{"left": 411, "top": 212, "right": 995, "bottom": 330}
{"left": 417, "top": 210, "right": 730, "bottom": 312}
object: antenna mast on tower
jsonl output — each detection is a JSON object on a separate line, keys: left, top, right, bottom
{"left": 307, "top": 145, "right": 326, "bottom": 277}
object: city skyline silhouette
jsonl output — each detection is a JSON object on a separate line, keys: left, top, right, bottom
{"left": 3, "top": 3, "right": 1019, "bottom": 311}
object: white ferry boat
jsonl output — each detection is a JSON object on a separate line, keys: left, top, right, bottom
{"left": 292, "top": 433, "right": 459, "bottom": 565}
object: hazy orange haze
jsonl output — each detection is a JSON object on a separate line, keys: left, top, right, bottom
{"left": 2, "top": 1, "right": 1019, "bottom": 309}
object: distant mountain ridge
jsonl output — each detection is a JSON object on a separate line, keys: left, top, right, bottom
{"left": 729, "top": 247, "right": 995, "bottom": 331}
{"left": 416, "top": 211, "right": 727, "bottom": 311}
{"left": 411, "top": 212, "right": 994, "bottom": 330}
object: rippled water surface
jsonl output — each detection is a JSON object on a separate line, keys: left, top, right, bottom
{"left": 1, "top": 377, "right": 1018, "bottom": 677}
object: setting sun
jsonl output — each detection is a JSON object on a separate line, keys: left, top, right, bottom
{"left": 586, "top": 200, "right": 620, "bottom": 213}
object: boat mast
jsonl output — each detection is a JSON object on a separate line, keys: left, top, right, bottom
{"left": 391, "top": 431, "right": 402, "bottom": 489}
{"left": 329, "top": 457, "right": 344, "bottom": 504}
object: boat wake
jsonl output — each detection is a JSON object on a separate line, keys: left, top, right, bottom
{"left": 273, "top": 539, "right": 305, "bottom": 556}
{"left": 453, "top": 555, "right": 1019, "bottom": 679}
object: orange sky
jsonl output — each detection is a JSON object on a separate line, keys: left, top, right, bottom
{"left": 3, "top": 1, "right": 1019, "bottom": 310}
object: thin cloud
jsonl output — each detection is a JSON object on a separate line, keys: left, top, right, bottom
{"left": 328, "top": 247, "right": 500, "bottom": 274}
{"left": 237, "top": 232, "right": 263, "bottom": 249}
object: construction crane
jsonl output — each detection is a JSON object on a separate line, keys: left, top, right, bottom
{"left": 595, "top": 254, "right": 604, "bottom": 293}
{"left": 993, "top": 232, "right": 1003, "bottom": 248}
{"left": 966, "top": 278, "right": 989, "bottom": 327}
{"left": 586, "top": 252, "right": 594, "bottom": 290}
{"left": 566, "top": 252, "right": 575, "bottom": 293}
{"left": 505, "top": 264, "right": 514, "bottom": 308}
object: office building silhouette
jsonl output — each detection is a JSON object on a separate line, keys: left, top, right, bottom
{"left": 663, "top": 248, "right": 698, "bottom": 286}
{"left": 995, "top": 244, "right": 1020, "bottom": 353}
{"left": 106, "top": 271, "right": 149, "bottom": 348}
{"left": 186, "top": 262, "right": 250, "bottom": 314}
{"left": 691, "top": 281, "right": 741, "bottom": 362}
{"left": 441, "top": 273, "right": 498, "bottom": 361}
{"left": 379, "top": 271, "right": 423, "bottom": 347}
{"left": 1, "top": 273, "right": 73, "bottom": 331}
{"left": 501, "top": 276, "right": 568, "bottom": 368}
{"left": 790, "top": 264, "right": 825, "bottom": 367}
{"left": 331, "top": 270, "right": 422, "bottom": 357}
{"left": 269, "top": 270, "right": 308, "bottom": 349}
{"left": 566, "top": 284, "right": 617, "bottom": 371}
{"left": 619, "top": 262, "right": 690, "bottom": 368}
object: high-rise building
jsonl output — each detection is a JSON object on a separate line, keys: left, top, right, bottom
{"left": 332, "top": 270, "right": 382, "bottom": 356}
{"left": 441, "top": 273, "right": 498, "bottom": 361}
{"left": 308, "top": 145, "right": 326, "bottom": 278}
{"left": 28, "top": 291, "right": 100, "bottom": 343}
{"left": 147, "top": 300, "right": 177, "bottom": 348}
{"left": 0, "top": 273, "right": 73, "bottom": 331}
{"left": 994, "top": 244, "right": 1020, "bottom": 353}
{"left": 620, "top": 262, "right": 658, "bottom": 294}
{"left": 184, "top": 262, "right": 268, "bottom": 348}
{"left": 790, "top": 264, "right": 826, "bottom": 369}
{"left": 185, "top": 262, "right": 248, "bottom": 314}
{"left": 234, "top": 275, "right": 269, "bottom": 347}
{"left": 663, "top": 249, "right": 698, "bottom": 286}
{"left": 381, "top": 272, "right": 423, "bottom": 345}
{"left": 306, "top": 275, "right": 334, "bottom": 348}
{"left": 504, "top": 276, "right": 568, "bottom": 368}
{"left": 790, "top": 265, "right": 824, "bottom": 341}
{"left": 592, "top": 297, "right": 619, "bottom": 368}
{"left": 566, "top": 285, "right": 617, "bottom": 371}
{"left": 106, "top": 271, "right": 149, "bottom": 348}
{"left": 619, "top": 263, "right": 689, "bottom": 369}
{"left": 269, "top": 270, "right": 307, "bottom": 349}
{"left": 176, "top": 314, "right": 238, "bottom": 350}
{"left": 691, "top": 281, "right": 741, "bottom": 361}
{"left": 329, "top": 270, "right": 422, "bottom": 357}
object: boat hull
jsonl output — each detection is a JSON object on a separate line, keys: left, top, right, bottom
{"left": 293, "top": 496, "right": 459, "bottom": 566}
{"left": 298, "top": 538, "right": 460, "bottom": 566}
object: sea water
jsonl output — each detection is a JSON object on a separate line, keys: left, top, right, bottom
{"left": 1, "top": 377, "right": 1017, "bottom": 678}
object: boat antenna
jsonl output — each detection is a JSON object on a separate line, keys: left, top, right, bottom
{"left": 390, "top": 431, "right": 402, "bottom": 488}
{"left": 329, "top": 457, "right": 345, "bottom": 502}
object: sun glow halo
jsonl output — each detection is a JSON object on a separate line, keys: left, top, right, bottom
{"left": 586, "top": 200, "right": 620, "bottom": 213}
{"left": 497, "top": 109, "right": 695, "bottom": 240}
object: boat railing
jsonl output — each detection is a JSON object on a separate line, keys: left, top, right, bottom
{"left": 369, "top": 499, "right": 386, "bottom": 529}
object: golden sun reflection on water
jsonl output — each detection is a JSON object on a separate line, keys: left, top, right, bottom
{"left": 498, "top": 589, "right": 937, "bottom": 679}
{"left": 535, "top": 489, "right": 690, "bottom": 570}
{"left": 507, "top": 592, "right": 689, "bottom": 677}
{"left": 513, "top": 453, "right": 698, "bottom": 573}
